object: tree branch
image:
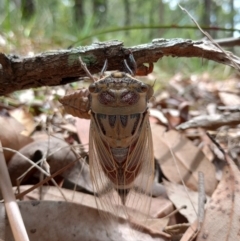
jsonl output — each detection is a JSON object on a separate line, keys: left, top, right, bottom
{"left": 1, "top": 38, "right": 240, "bottom": 96}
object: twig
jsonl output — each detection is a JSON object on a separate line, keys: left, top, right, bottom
{"left": 179, "top": 4, "right": 240, "bottom": 72}
{"left": 3, "top": 147, "right": 49, "bottom": 176}
{"left": 2, "top": 38, "right": 240, "bottom": 95}
{"left": 0, "top": 141, "right": 29, "bottom": 241}
{"left": 15, "top": 159, "right": 78, "bottom": 200}
{"left": 206, "top": 132, "right": 225, "bottom": 155}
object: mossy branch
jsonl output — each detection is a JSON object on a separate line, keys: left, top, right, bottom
{"left": 0, "top": 38, "right": 240, "bottom": 96}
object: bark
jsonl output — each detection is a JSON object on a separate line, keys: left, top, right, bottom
{"left": 177, "top": 112, "right": 240, "bottom": 130}
{"left": 1, "top": 38, "right": 240, "bottom": 96}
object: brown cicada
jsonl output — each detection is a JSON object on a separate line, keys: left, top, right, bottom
{"left": 59, "top": 54, "right": 154, "bottom": 222}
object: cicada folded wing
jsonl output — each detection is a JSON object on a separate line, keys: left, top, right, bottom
{"left": 88, "top": 72, "right": 155, "bottom": 223}
{"left": 89, "top": 114, "right": 154, "bottom": 221}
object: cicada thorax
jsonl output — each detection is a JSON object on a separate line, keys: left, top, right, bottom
{"left": 88, "top": 72, "right": 153, "bottom": 202}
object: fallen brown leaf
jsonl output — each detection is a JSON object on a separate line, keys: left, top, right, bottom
{"left": 196, "top": 156, "right": 240, "bottom": 241}
{"left": 8, "top": 136, "right": 92, "bottom": 192}
{"left": 75, "top": 117, "right": 90, "bottom": 152}
{"left": 17, "top": 185, "right": 172, "bottom": 237}
{"left": 9, "top": 107, "right": 35, "bottom": 136}
{"left": 218, "top": 92, "right": 240, "bottom": 106}
{"left": 164, "top": 180, "right": 209, "bottom": 223}
{"left": 180, "top": 220, "right": 198, "bottom": 241}
{"left": 0, "top": 201, "right": 169, "bottom": 241}
{"left": 152, "top": 124, "right": 217, "bottom": 195}
{"left": 0, "top": 114, "right": 33, "bottom": 162}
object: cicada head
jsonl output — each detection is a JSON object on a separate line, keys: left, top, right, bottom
{"left": 89, "top": 72, "right": 153, "bottom": 115}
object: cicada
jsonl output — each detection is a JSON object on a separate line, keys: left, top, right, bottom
{"left": 59, "top": 54, "right": 154, "bottom": 222}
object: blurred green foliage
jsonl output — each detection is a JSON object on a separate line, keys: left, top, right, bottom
{"left": 0, "top": 0, "right": 239, "bottom": 77}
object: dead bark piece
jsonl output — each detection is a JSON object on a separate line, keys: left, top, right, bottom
{"left": 176, "top": 112, "right": 240, "bottom": 130}
{"left": 1, "top": 38, "right": 240, "bottom": 95}
{"left": 196, "top": 156, "right": 240, "bottom": 241}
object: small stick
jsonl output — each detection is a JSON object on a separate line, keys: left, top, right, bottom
{"left": 179, "top": 4, "right": 240, "bottom": 72}
{"left": 206, "top": 132, "right": 225, "bottom": 155}
{"left": 16, "top": 159, "right": 78, "bottom": 200}
{"left": 0, "top": 142, "right": 29, "bottom": 241}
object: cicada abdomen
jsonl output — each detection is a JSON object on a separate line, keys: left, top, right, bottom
{"left": 60, "top": 55, "right": 154, "bottom": 223}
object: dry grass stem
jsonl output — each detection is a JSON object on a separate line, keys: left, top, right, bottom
{"left": 0, "top": 142, "right": 29, "bottom": 241}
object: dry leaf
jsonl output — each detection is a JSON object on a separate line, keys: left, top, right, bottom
{"left": 180, "top": 220, "right": 198, "bottom": 241}
{"left": 0, "top": 201, "right": 168, "bottom": 241}
{"left": 59, "top": 123, "right": 77, "bottom": 133}
{"left": 18, "top": 185, "right": 99, "bottom": 208}
{"left": 149, "top": 109, "right": 168, "bottom": 125}
{"left": 8, "top": 136, "right": 92, "bottom": 192}
{"left": 196, "top": 156, "right": 240, "bottom": 241}
{"left": 9, "top": 107, "right": 35, "bottom": 136}
{"left": 164, "top": 180, "right": 209, "bottom": 223}
{"left": 20, "top": 185, "right": 172, "bottom": 220}
{"left": 75, "top": 117, "right": 90, "bottom": 152}
{"left": 152, "top": 124, "right": 217, "bottom": 195}
{"left": 0, "top": 114, "right": 33, "bottom": 162}
{"left": 17, "top": 185, "right": 172, "bottom": 237}
{"left": 219, "top": 92, "right": 240, "bottom": 106}
{"left": 164, "top": 223, "right": 190, "bottom": 241}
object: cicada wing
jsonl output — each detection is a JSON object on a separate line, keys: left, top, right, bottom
{"left": 89, "top": 113, "right": 155, "bottom": 223}
{"left": 89, "top": 118, "right": 123, "bottom": 219}
{"left": 124, "top": 114, "right": 155, "bottom": 222}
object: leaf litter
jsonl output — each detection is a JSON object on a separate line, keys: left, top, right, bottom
{"left": 1, "top": 68, "right": 240, "bottom": 240}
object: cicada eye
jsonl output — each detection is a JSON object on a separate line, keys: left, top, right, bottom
{"left": 89, "top": 83, "right": 96, "bottom": 93}
{"left": 140, "top": 84, "right": 148, "bottom": 93}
